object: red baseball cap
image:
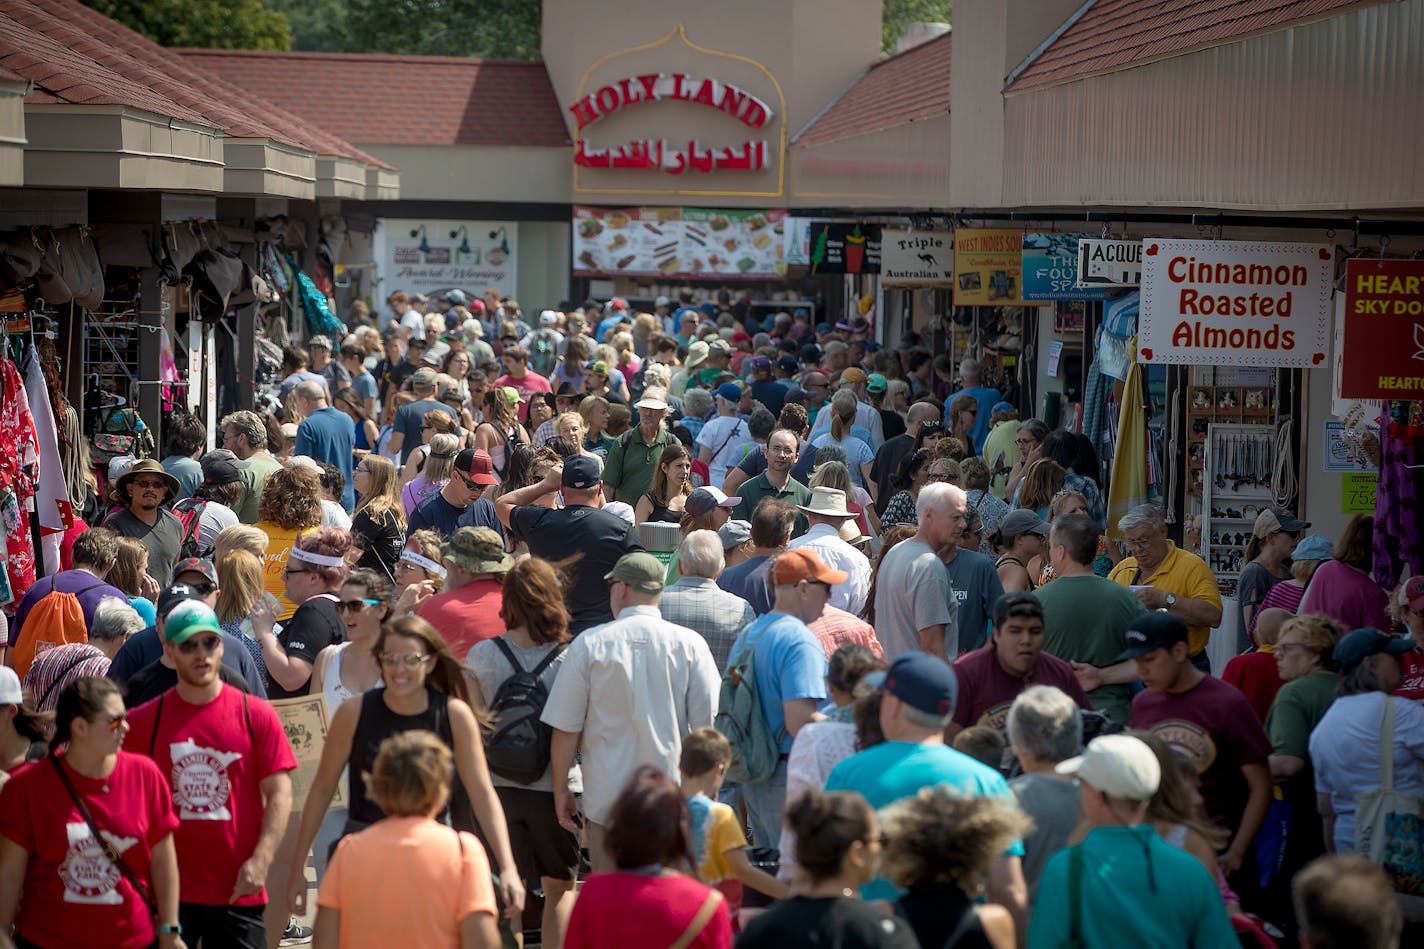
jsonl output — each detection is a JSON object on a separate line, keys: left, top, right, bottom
{"left": 456, "top": 448, "right": 499, "bottom": 485}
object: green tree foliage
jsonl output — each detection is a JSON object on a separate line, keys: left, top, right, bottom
{"left": 343, "top": 0, "right": 542, "bottom": 59}
{"left": 81, "top": 0, "right": 292, "bottom": 50}
{"left": 881, "top": 0, "right": 952, "bottom": 56}
{"left": 264, "top": 0, "right": 349, "bottom": 52}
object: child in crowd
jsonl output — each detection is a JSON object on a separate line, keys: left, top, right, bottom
{"left": 679, "top": 728, "right": 790, "bottom": 923}
{"left": 952, "top": 725, "right": 1006, "bottom": 771}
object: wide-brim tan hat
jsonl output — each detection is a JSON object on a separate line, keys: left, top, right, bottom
{"left": 798, "top": 485, "right": 853, "bottom": 519}
{"left": 685, "top": 340, "right": 710, "bottom": 369}
{"left": 116, "top": 458, "right": 181, "bottom": 499}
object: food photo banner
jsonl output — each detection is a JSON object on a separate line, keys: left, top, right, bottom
{"left": 572, "top": 206, "right": 786, "bottom": 278}
{"left": 953, "top": 229, "right": 1026, "bottom": 306}
{"left": 1339, "top": 259, "right": 1424, "bottom": 399}
{"left": 1138, "top": 239, "right": 1333, "bottom": 368}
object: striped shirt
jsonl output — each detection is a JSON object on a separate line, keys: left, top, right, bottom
{"left": 23, "top": 643, "right": 110, "bottom": 711}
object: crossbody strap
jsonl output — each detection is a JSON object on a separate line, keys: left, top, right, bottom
{"left": 49, "top": 755, "right": 157, "bottom": 915}
{"left": 709, "top": 419, "right": 743, "bottom": 463}
{"left": 1379, "top": 695, "right": 1397, "bottom": 791}
{"left": 668, "top": 888, "right": 722, "bottom": 949}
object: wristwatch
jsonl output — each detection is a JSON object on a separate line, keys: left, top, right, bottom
{"left": 1165, "top": 593, "right": 1178, "bottom": 609}
{"left": 157, "top": 925, "right": 182, "bottom": 936}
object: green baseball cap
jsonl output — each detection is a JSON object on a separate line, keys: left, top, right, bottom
{"left": 604, "top": 552, "right": 665, "bottom": 594}
{"left": 161, "top": 599, "right": 223, "bottom": 645}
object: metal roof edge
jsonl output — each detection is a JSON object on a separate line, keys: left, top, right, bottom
{"left": 1005, "top": 0, "right": 1100, "bottom": 88}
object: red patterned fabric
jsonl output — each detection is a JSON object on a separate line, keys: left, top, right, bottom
{"left": 0, "top": 355, "right": 39, "bottom": 603}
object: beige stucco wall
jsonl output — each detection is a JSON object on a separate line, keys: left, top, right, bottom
{"left": 541, "top": 0, "right": 881, "bottom": 207}
{"left": 791, "top": 114, "right": 951, "bottom": 209}
{"left": 359, "top": 144, "right": 570, "bottom": 203}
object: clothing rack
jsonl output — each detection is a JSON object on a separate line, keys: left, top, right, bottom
{"left": 1, "top": 312, "right": 48, "bottom": 583}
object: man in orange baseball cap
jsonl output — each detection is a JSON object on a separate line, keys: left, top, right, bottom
{"left": 723, "top": 547, "right": 845, "bottom": 850}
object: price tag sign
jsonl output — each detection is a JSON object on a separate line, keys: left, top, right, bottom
{"left": 1342, "top": 472, "right": 1377, "bottom": 514}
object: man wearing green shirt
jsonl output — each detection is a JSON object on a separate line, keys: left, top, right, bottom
{"left": 220, "top": 410, "right": 283, "bottom": 524}
{"left": 731, "top": 428, "right": 810, "bottom": 537}
{"left": 1034, "top": 513, "right": 1145, "bottom": 725}
{"left": 1028, "top": 734, "right": 1237, "bottom": 948}
{"left": 602, "top": 389, "right": 671, "bottom": 505}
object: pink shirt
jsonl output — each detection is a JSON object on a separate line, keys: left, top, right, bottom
{"left": 1298, "top": 560, "right": 1391, "bottom": 632}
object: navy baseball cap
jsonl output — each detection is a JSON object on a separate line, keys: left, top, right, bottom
{"left": 864, "top": 652, "right": 957, "bottom": 717}
{"left": 776, "top": 355, "right": 799, "bottom": 373}
{"left": 1114, "top": 611, "right": 1189, "bottom": 662}
{"left": 716, "top": 382, "right": 743, "bottom": 402}
{"left": 749, "top": 355, "right": 772, "bottom": 373}
{"left": 562, "top": 455, "right": 602, "bottom": 490}
{"left": 1334, "top": 628, "right": 1415, "bottom": 673}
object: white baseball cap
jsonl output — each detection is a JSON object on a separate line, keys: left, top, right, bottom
{"left": 0, "top": 666, "right": 21, "bottom": 705}
{"left": 539, "top": 309, "right": 559, "bottom": 326}
{"left": 1056, "top": 734, "right": 1161, "bottom": 801}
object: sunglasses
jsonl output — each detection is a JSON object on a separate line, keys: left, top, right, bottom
{"left": 379, "top": 653, "right": 431, "bottom": 668}
{"left": 132, "top": 479, "right": 168, "bottom": 489}
{"left": 185, "top": 581, "right": 216, "bottom": 596}
{"left": 334, "top": 598, "right": 380, "bottom": 614}
{"left": 177, "top": 635, "right": 222, "bottom": 655}
{"left": 457, "top": 473, "right": 481, "bottom": 489}
{"left": 95, "top": 712, "right": 128, "bottom": 733}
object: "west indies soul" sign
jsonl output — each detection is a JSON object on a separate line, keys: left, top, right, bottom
{"left": 1138, "top": 239, "right": 1333, "bottom": 368}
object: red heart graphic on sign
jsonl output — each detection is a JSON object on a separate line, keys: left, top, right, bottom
{"left": 1313, "top": 352, "right": 1325, "bottom": 365}
{"left": 1145, "top": 244, "right": 1159, "bottom": 256}
{"left": 1318, "top": 248, "right": 1331, "bottom": 260}
{"left": 1141, "top": 348, "right": 1154, "bottom": 360}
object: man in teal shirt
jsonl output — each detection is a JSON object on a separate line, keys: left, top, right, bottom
{"left": 824, "top": 652, "right": 1027, "bottom": 929}
{"left": 1027, "top": 735, "right": 1237, "bottom": 948}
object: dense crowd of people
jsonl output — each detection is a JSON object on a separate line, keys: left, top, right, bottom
{"left": 0, "top": 287, "right": 1418, "bottom": 949}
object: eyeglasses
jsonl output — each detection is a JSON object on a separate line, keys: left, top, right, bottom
{"left": 177, "top": 635, "right": 222, "bottom": 655}
{"left": 379, "top": 653, "right": 431, "bottom": 668}
{"left": 334, "top": 598, "right": 380, "bottom": 614}
{"left": 283, "top": 566, "right": 313, "bottom": 577}
{"left": 1124, "top": 535, "right": 1157, "bottom": 550}
{"left": 1276, "top": 642, "right": 1306, "bottom": 654}
{"left": 97, "top": 712, "right": 128, "bottom": 733}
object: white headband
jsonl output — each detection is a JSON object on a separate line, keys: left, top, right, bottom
{"left": 401, "top": 549, "right": 448, "bottom": 578}
{"left": 289, "top": 547, "right": 346, "bottom": 568}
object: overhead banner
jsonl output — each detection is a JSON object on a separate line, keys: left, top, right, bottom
{"left": 1138, "top": 239, "right": 1333, "bottom": 368}
{"left": 806, "top": 222, "right": 881, "bottom": 275}
{"left": 1339, "top": 259, "right": 1424, "bottom": 398}
{"left": 1022, "top": 233, "right": 1109, "bottom": 301}
{"left": 953, "top": 229, "right": 1026, "bottom": 306}
{"left": 572, "top": 206, "right": 786, "bottom": 278}
{"left": 375, "top": 218, "right": 517, "bottom": 298}
{"left": 881, "top": 229, "right": 953, "bottom": 287}
{"left": 1077, "top": 238, "right": 1143, "bottom": 288}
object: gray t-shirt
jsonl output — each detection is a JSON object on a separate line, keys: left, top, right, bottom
{"left": 465, "top": 637, "right": 581, "bottom": 793}
{"left": 1010, "top": 772, "right": 1081, "bottom": 900}
{"left": 873, "top": 539, "right": 955, "bottom": 661}
{"left": 944, "top": 549, "right": 1005, "bottom": 655}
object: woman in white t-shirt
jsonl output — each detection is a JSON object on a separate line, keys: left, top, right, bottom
{"left": 696, "top": 382, "right": 754, "bottom": 489}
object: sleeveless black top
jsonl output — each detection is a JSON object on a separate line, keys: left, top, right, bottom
{"left": 346, "top": 687, "right": 474, "bottom": 832}
{"left": 641, "top": 492, "right": 682, "bottom": 523}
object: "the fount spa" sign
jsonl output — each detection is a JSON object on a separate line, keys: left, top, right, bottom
{"left": 1138, "top": 239, "right": 1333, "bottom": 368}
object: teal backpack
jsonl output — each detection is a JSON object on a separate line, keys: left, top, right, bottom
{"left": 715, "top": 616, "right": 789, "bottom": 784}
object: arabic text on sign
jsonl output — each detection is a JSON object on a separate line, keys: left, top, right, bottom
{"left": 574, "top": 139, "right": 768, "bottom": 175}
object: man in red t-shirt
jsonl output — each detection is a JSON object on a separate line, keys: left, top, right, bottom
{"left": 1124, "top": 610, "right": 1272, "bottom": 885}
{"left": 124, "top": 599, "right": 298, "bottom": 949}
{"left": 950, "top": 591, "right": 1090, "bottom": 738}
{"left": 494, "top": 345, "right": 552, "bottom": 422}
{"left": 417, "top": 526, "right": 511, "bottom": 664}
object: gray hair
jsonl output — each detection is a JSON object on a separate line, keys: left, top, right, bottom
{"left": 682, "top": 388, "right": 714, "bottom": 418}
{"left": 1006, "top": 685, "right": 1083, "bottom": 764}
{"left": 90, "top": 595, "right": 145, "bottom": 643}
{"left": 1338, "top": 653, "right": 1393, "bottom": 696}
{"left": 1117, "top": 503, "right": 1166, "bottom": 533}
{"left": 678, "top": 530, "right": 725, "bottom": 580}
{"left": 902, "top": 705, "right": 954, "bottom": 730}
{"left": 1016, "top": 418, "right": 1049, "bottom": 443}
{"left": 220, "top": 410, "right": 267, "bottom": 451}
{"left": 813, "top": 443, "right": 848, "bottom": 467}
{"left": 916, "top": 480, "right": 966, "bottom": 521}
{"left": 959, "top": 357, "right": 980, "bottom": 380}
{"left": 643, "top": 363, "right": 671, "bottom": 389}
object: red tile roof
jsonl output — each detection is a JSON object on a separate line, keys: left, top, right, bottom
{"left": 0, "top": 0, "right": 390, "bottom": 168}
{"left": 178, "top": 49, "right": 571, "bottom": 149}
{"left": 794, "top": 31, "right": 951, "bottom": 148}
{"left": 1007, "top": 0, "right": 1379, "bottom": 91}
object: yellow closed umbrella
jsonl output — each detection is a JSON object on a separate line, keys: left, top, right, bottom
{"left": 1106, "top": 336, "right": 1149, "bottom": 541}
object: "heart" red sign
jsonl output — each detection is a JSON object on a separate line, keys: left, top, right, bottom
{"left": 1141, "top": 348, "right": 1154, "bottom": 360}
{"left": 1145, "top": 243, "right": 1159, "bottom": 256}
{"left": 1313, "top": 352, "right": 1325, "bottom": 365}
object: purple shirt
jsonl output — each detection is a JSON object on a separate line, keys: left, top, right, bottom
{"left": 1298, "top": 560, "right": 1391, "bottom": 632}
{"left": 8, "top": 570, "right": 129, "bottom": 645}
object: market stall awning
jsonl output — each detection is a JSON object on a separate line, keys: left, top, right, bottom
{"left": 0, "top": 64, "right": 26, "bottom": 187}
{"left": 0, "top": 0, "right": 398, "bottom": 200}
{"left": 790, "top": 30, "right": 952, "bottom": 209}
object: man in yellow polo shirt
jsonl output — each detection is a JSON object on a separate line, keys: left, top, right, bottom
{"left": 1108, "top": 503, "right": 1223, "bottom": 671}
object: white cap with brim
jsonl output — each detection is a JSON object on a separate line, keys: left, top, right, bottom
{"left": 1056, "top": 734, "right": 1161, "bottom": 801}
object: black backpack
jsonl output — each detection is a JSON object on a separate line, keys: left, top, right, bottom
{"left": 483, "top": 638, "right": 566, "bottom": 784}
